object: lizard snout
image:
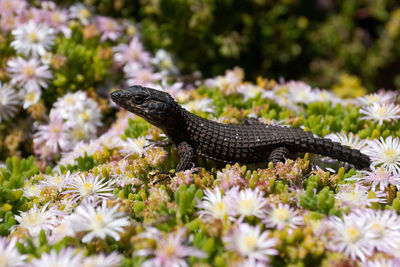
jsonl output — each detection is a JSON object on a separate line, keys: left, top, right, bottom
{"left": 110, "top": 90, "right": 125, "bottom": 103}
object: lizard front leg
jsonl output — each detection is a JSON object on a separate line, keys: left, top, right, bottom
{"left": 269, "top": 146, "right": 290, "bottom": 166}
{"left": 176, "top": 141, "right": 194, "bottom": 172}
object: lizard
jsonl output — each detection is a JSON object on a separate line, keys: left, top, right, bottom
{"left": 111, "top": 85, "right": 371, "bottom": 172}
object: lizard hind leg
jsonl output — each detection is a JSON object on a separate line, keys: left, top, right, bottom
{"left": 268, "top": 146, "right": 290, "bottom": 166}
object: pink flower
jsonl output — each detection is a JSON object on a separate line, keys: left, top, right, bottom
{"left": 136, "top": 228, "right": 207, "bottom": 266}
{"left": 7, "top": 56, "right": 52, "bottom": 90}
{"left": 96, "top": 16, "right": 123, "bottom": 42}
{"left": 124, "top": 62, "right": 164, "bottom": 87}
{"left": 41, "top": 1, "right": 71, "bottom": 37}
{"left": 34, "top": 110, "right": 70, "bottom": 154}
{"left": 1, "top": 13, "right": 19, "bottom": 32}
{"left": 113, "top": 36, "right": 151, "bottom": 66}
{"left": 0, "top": 0, "right": 27, "bottom": 15}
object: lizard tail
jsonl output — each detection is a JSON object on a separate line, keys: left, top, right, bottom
{"left": 305, "top": 137, "right": 371, "bottom": 169}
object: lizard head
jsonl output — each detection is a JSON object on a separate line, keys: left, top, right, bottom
{"left": 111, "top": 85, "right": 181, "bottom": 130}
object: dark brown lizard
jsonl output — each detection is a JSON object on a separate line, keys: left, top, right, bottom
{"left": 111, "top": 85, "right": 371, "bottom": 172}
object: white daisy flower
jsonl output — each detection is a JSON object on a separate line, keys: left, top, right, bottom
{"left": 205, "top": 67, "right": 244, "bottom": 95}
{"left": 0, "top": 237, "right": 27, "bottom": 267}
{"left": 28, "top": 248, "right": 83, "bottom": 267}
{"left": 236, "top": 83, "right": 263, "bottom": 101}
{"left": 197, "top": 186, "right": 230, "bottom": 221}
{"left": 65, "top": 98, "right": 102, "bottom": 135}
{"left": 327, "top": 212, "right": 377, "bottom": 262}
{"left": 63, "top": 173, "right": 115, "bottom": 203}
{"left": 47, "top": 218, "right": 75, "bottom": 244}
{"left": 7, "top": 56, "right": 52, "bottom": 91}
{"left": 325, "top": 131, "right": 367, "bottom": 150}
{"left": 183, "top": 98, "right": 215, "bottom": 113}
{"left": 20, "top": 86, "right": 41, "bottom": 109}
{"left": 152, "top": 49, "right": 179, "bottom": 74}
{"left": 262, "top": 203, "right": 303, "bottom": 230}
{"left": 360, "top": 103, "right": 400, "bottom": 125}
{"left": 11, "top": 20, "right": 55, "bottom": 57}
{"left": 82, "top": 252, "right": 122, "bottom": 267}
{"left": 58, "top": 140, "right": 101, "bottom": 166}
{"left": 33, "top": 110, "right": 70, "bottom": 154}
{"left": 286, "top": 81, "right": 317, "bottom": 104}
{"left": 53, "top": 91, "right": 87, "bottom": 116}
{"left": 355, "top": 91, "right": 397, "bottom": 106}
{"left": 363, "top": 258, "right": 400, "bottom": 267}
{"left": 312, "top": 88, "right": 341, "bottom": 105}
{"left": 135, "top": 227, "right": 206, "bottom": 267}
{"left": 0, "top": 82, "right": 19, "bottom": 123}
{"left": 347, "top": 167, "right": 400, "bottom": 192}
{"left": 68, "top": 200, "right": 130, "bottom": 243}
{"left": 120, "top": 137, "right": 150, "bottom": 158}
{"left": 41, "top": 170, "right": 74, "bottom": 192}
{"left": 357, "top": 209, "right": 400, "bottom": 253}
{"left": 13, "top": 203, "right": 60, "bottom": 237}
{"left": 335, "top": 184, "right": 386, "bottom": 208}
{"left": 22, "top": 183, "right": 42, "bottom": 198}
{"left": 224, "top": 223, "right": 278, "bottom": 262}
{"left": 69, "top": 3, "right": 92, "bottom": 25}
{"left": 226, "top": 187, "right": 268, "bottom": 219}
{"left": 363, "top": 136, "right": 400, "bottom": 175}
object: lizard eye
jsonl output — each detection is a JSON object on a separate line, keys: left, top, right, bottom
{"left": 132, "top": 96, "right": 145, "bottom": 105}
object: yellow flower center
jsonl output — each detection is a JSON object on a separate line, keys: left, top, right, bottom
{"left": 165, "top": 243, "right": 176, "bottom": 256}
{"left": 79, "top": 8, "right": 90, "bottom": 19}
{"left": 29, "top": 32, "right": 38, "bottom": 42}
{"left": 80, "top": 111, "right": 89, "bottom": 121}
{"left": 346, "top": 226, "right": 361, "bottom": 243}
{"left": 376, "top": 106, "right": 388, "bottom": 117}
{"left": 24, "top": 66, "right": 35, "bottom": 77}
{"left": 161, "top": 59, "right": 171, "bottom": 69}
{"left": 273, "top": 208, "right": 290, "bottom": 222}
{"left": 72, "top": 128, "right": 85, "bottom": 140}
{"left": 65, "top": 96, "right": 74, "bottom": 103}
{"left": 385, "top": 148, "right": 396, "bottom": 162}
{"left": 244, "top": 236, "right": 257, "bottom": 250}
{"left": 367, "top": 95, "right": 378, "bottom": 102}
{"left": 240, "top": 199, "right": 252, "bottom": 210}
{"left": 81, "top": 182, "right": 93, "bottom": 196}
{"left": 371, "top": 223, "right": 383, "bottom": 235}
{"left": 52, "top": 125, "right": 60, "bottom": 133}
{"left": 26, "top": 213, "right": 39, "bottom": 224}
{"left": 51, "top": 12, "right": 61, "bottom": 23}
{"left": 94, "top": 214, "right": 103, "bottom": 224}
{"left": 26, "top": 92, "right": 36, "bottom": 102}
{"left": 107, "top": 21, "right": 115, "bottom": 30}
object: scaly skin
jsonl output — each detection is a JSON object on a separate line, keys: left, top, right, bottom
{"left": 111, "top": 85, "right": 371, "bottom": 172}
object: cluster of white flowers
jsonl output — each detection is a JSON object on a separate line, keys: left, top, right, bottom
{"left": 197, "top": 186, "right": 302, "bottom": 264}
{"left": 326, "top": 209, "right": 400, "bottom": 263}
{"left": 26, "top": 247, "right": 122, "bottom": 267}
{"left": 33, "top": 91, "right": 102, "bottom": 158}
{"left": 262, "top": 80, "right": 342, "bottom": 109}
{"left": 0, "top": 7, "right": 57, "bottom": 122}
{"left": 13, "top": 171, "right": 129, "bottom": 245}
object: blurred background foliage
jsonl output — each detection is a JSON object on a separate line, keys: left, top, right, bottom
{"left": 53, "top": 0, "right": 400, "bottom": 92}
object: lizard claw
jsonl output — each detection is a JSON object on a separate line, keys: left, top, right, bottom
{"left": 145, "top": 138, "right": 173, "bottom": 148}
{"left": 149, "top": 169, "right": 175, "bottom": 185}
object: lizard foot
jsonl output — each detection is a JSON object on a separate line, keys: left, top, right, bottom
{"left": 145, "top": 138, "right": 173, "bottom": 148}
{"left": 149, "top": 169, "right": 175, "bottom": 185}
